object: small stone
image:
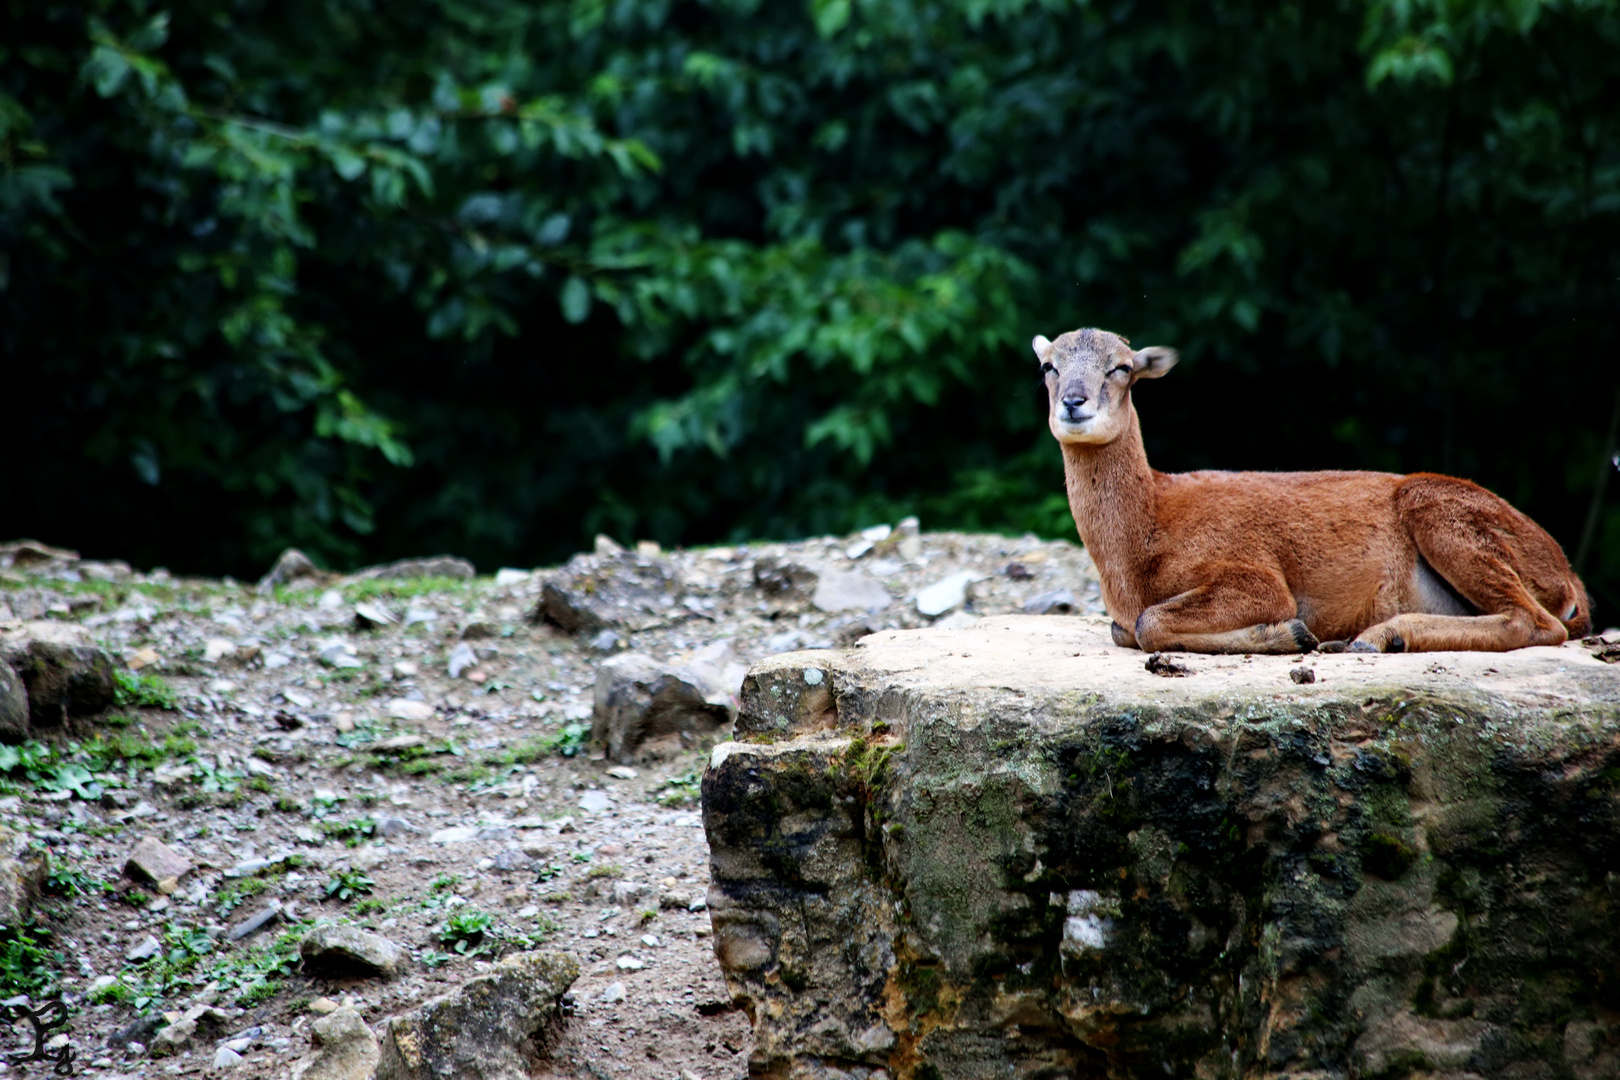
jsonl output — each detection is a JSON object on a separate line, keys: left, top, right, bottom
{"left": 578, "top": 790, "right": 612, "bottom": 813}
{"left": 430, "top": 826, "right": 479, "bottom": 844}
{"left": 660, "top": 891, "right": 692, "bottom": 910}
{"left": 811, "top": 570, "right": 892, "bottom": 613}
{"left": 636, "top": 540, "right": 662, "bottom": 557}
{"left": 460, "top": 620, "right": 497, "bottom": 640}
{"left": 384, "top": 698, "right": 434, "bottom": 722}
{"left": 126, "top": 934, "right": 161, "bottom": 962}
{"left": 605, "top": 765, "right": 639, "bottom": 780}
{"left": 1022, "top": 588, "right": 1079, "bottom": 615}
{"left": 494, "top": 568, "right": 531, "bottom": 586}
{"left": 1290, "top": 666, "right": 1317, "bottom": 685}
{"left": 640, "top": 934, "right": 661, "bottom": 947}
{"left": 309, "top": 997, "right": 341, "bottom": 1015}
{"left": 392, "top": 660, "right": 419, "bottom": 678}
{"left": 594, "top": 534, "right": 625, "bottom": 556}
{"left": 319, "top": 641, "right": 363, "bottom": 669}
{"left": 915, "top": 572, "right": 976, "bottom": 617}
{"left": 588, "top": 629, "right": 623, "bottom": 653}
{"left": 125, "top": 836, "right": 192, "bottom": 887}
{"left": 225, "top": 902, "right": 282, "bottom": 942}
{"left": 318, "top": 589, "right": 345, "bottom": 610}
{"left": 300, "top": 925, "right": 406, "bottom": 978}
{"left": 203, "top": 638, "right": 237, "bottom": 663}
{"left": 447, "top": 643, "right": 478, "bottom": 679}
{"left": 255, "top": 548, "right": 329, "bottom": 594}
{"left": 404, "top": 607, "right": 436, "bottom": 627}
{"left": 350, "top": 555, "right": 476, "bottom": 581}
{"left": 600, "top": 981, "right": 627, "bottom": 1003}
{"left": 354, "top": 601, "right": 397, "bottom": 629}
{"left": 214, "top": 1046, "right": 244, "bottom": 1068}
{"left": 376, "top": 815, "right": 418, "bottom": 838}
{"left": 282, "top": 688, "right": 315, "bottom": 709}
{"left": 616, "top": 955, "right": 644, "bottom": 970}
{"left": 127, "top": 646, "right": 162, "bottom": 670}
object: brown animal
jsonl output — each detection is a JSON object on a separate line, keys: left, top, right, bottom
{"left": 1035, "top": 327, "right": 1592, "bottom": 654}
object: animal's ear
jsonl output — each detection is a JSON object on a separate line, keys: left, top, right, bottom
{"left": 1031, "top": 335, "right": 1052, "bottom": 361}
{"left": 1130, "top": 346, "right": 1178, "bottom": 380}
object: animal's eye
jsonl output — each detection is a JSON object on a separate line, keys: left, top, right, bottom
{"left": 1108, "top": 364, "right": 1132, "bottom": 377}
{"left": 1040, "top": 362, "right": 1056, "bottom": 375}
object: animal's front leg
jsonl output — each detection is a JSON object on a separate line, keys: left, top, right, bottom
{"left": 1132, "top": 565, "right": 1317, "bottom": 655}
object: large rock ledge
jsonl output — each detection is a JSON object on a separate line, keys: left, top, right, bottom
{"left": 700, "top": 615, "right": 1620, "bottom": 1080}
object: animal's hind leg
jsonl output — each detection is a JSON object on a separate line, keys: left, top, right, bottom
{"left": 1352, "top": 477, "right": 1569, "bottom": 653}
{"left": 1133, "top": 564, "right": 1317, "bottom": 655}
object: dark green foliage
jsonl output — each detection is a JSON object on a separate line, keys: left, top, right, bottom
{"left": 0, "top": 921, "right": 63, "bottom": 998}
{"left": 2, "top": 0, "right": 1616, "bottom": 609}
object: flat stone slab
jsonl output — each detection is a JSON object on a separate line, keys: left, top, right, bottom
{"left": 702, "top": 615, "right": 1620, "bottom": 1080}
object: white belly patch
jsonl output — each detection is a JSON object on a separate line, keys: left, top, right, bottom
{"left": 1411, "top": 559, "right": 1476, "bottom": 617}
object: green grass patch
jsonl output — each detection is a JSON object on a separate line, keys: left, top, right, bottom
{"left": 113, "top": 669, "right": 178, "bottom": 710}
{"left": 0, "top": 922, "right": 64, "bottom": 998}
{"left": 341, "top": 576, "right": 473, "bottom": 604}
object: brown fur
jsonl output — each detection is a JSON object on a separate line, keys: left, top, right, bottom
{"left": 1034, "top": 328, "right": 1592, "bottom": 654}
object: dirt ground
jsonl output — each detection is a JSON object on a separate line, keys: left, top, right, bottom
{"left": 0, "top": 529, "right": 1104, "bottom": 1078}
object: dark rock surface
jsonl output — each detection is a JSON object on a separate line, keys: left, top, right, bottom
{"left": 703, "top": 615, "right": 1620, "bottom": 1080}
{"left": 536, "top": 552, "right": 685, "bottom": 634}
{"left": 0, "top": 619, "right": 118, "bottom": 727}
{"left": 592, "top": 650, "right": 740, "bottom": 764}
{"left": 373, "top": 950, "right": 580, "bottom": 1080}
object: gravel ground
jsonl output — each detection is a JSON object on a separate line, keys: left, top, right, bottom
{"left": 0, "top": 527, "right": 1101, "bottom": 1078}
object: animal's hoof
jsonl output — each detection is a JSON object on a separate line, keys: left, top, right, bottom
{"left": 1317, "top": 640, "right": 1348, "bottom": 654}
{"left": 1110, "top": 621, "right": 1136, "bottom": 649}
{"left": 1347, "top": 641, "right": 1380, "bottom": 654}
{"left": 1286, "top": 620, "right": 1319, "bottom": 653}
{"left": 1386, "top": 632, "right": 1405, "bottom": 653}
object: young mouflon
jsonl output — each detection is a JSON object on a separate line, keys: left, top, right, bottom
{"left": 1035, "top": 327, "right": 1591, "bottom": 654}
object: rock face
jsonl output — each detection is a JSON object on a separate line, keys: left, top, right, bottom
{"left": 299, "top": 924, "right": 405, "bottom": 978}
{"left": 592, "top": 650, "right": 740, "bottom": 763}
{"left": 0, "top": 661, "right": 27, "bottom": 741}
{"left": 536, "top": 552, "right": 684, "bottom": 634}
{"left": 0, "top": 620, "right": 118, "bottom": 728}
{"left": 0, "top": 825, "right": 48, "bottom": 926}
{"left": 702, "top": 615, "right": 1620, "bottom": 1080}
{"left": 373, "top": 950, "right": 580, "bottom": 1080}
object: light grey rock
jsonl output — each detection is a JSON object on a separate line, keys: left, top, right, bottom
{"left": 124, "top": 835, "right": 193, "bottom": 891}
{"left": 148, "top": 1006, "right": 229, "bottom": 1057}
{"left": 0, "top": 825, "right": 46, "bottom": 925}
{"left": 600, "top": 981, "right": 626, "bottom": 1003}
{"left": 213, "top": 1046, "right": 244, "bottom": 1068}
{"left": 225, "top": 902, "right": 282, "bottom": 942}
{"left": 591, "top": 651, "right": 736, "bottom": 764}
{"left": 353, "top": 601, "right": 397, "bottom": 629}
{"left": 125, "top": 934, "right": 161, "bottom": 963}
{"left": 1021, "top": 587, "right": 1079, "bottom": 615}
{"left": 577, "top": 790, "right": 611, "bottom": 813}
{"left": 0, "top": 620, "right": 118, "bottom": 727}
{"left": 535, "top": 552, "right": 681, "bottom": 635}
{"left": 374, "top": 951, "right": 580, "bottom": 1080}
{"left": 447, "top": 643, "right": 478, "bottom": 679}
{"left": 289, "top": 1006, "right": 380, "bottom": 1080}
{"left": 299, "top": 924, "right": 405, "bottom": 979}
{"left": 810, "top": 570, "right": 891, "bottom": 614}
{"left": 914, "top": 571, "right": 976, "bottom": 617}
{"left": 256, "top": 548, "right": 329, "bottom": 595}
{"left": 350, "top": 555, "right": 476, "bottom": 582}
{"left": 376, "top": 815, "right": 418, "bottom": 838}
{"left": 707, "top": 615, "right": 1620, "bottom": 1079}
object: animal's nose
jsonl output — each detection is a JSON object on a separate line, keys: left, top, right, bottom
{"left": 1062, "top": 395, "right": 1088, "bottom": 412}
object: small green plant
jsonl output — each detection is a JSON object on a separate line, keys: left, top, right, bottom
{"left": 438, "top": 910, "right": 495, "bottom": 955}
{"left": 570, "top": 851, "right": 593, "bottom": 864}
{"left": 584, "top": 863, "right": 623, "bottom": 880}
{"left": 352, "top": 897, "right": 389, "bottom": 916}
{"left": 534, "top": 863, "right": 563, "bottom": 882}
{"left": 113, "top": 669, "right": 178, "bottom": 710}
{"left": 325, "top": 870, "right": 375, "bottom": 902}
{"left": 658, "top": 769, "right": 702, "bottom": 807}
{"left": 547, "top": 722, "right": 588, "bottom": 758}
{"left": 429, "top": 873, "right": 463, "bottom": 893}
{"left": 322, "top": 817, "right": 378, "bottom": 847}
{"left": 89, "top": 978, "right": 136, "bottom": 1005}
{"left": 0, "top": 922, "right": 63, "bottom": 998}
{"left": 44, "top": 864, "right": 109, "bottom": 899}
{"left": 419, "top": 949, "right": 450, "bottom": 969}
{"left": 213, "top": 877, "right": 271, "bottom": 917}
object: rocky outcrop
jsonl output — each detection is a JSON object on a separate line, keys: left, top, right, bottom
{"left": 373, "top": 950, "right": 580, "bottom": 1080}
{"left": 702, "top": 615, "right": 1620, "bottom": 1080}
{"left": 535, "top": 551, "right": 685, "bottom": 634}
{"left": 0, "top": 620, "right": 118, "bottom": 729}
{"left": 0, "top": 824, "right": 48, "bottom": 926}
{"left": 592, "top": 647, "right": 743, "bottom": 763}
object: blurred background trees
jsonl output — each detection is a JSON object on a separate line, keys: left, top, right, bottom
{"left": 2, "top": 0, "right": 1617, "bottom": 613}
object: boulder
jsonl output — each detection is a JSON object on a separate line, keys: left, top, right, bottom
{"left": 148, "top": 1005, "right": 230, "bottom": 1057}
{"left": 124, "top": 835, "right": 193, "bottom": 893}
{"left": 0, "top": 620, "right": 117, "bottom": 727}
{"left": 535, "top": 552, "right": 682, "bottom": 634}
{"left": 373, "top": 950, "right": 579, "bottom": 1080}
{"left": 299, "top": 924, "right": 406, "bottom": 978}
{"left": 0, "top": 825, "right": 48, "bottom": 926}
{"left": 290, "top": 1006, "right": 380, "bottom": 1080}
{"left": 350, "top": 555, "right": 476, "bottom": 582}
{"left": 592, "top": 649, "right": 739, "bottom": 763}
{"left": 256, "top": 547, "right": 331, "bottom": 594}
{"left": 753, "top": 556, "right": 891, "bottom": 614}
{"left": 703, "top": 614, "right": 1620, "bottom": 1080}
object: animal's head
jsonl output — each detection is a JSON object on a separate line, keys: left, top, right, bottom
{"left": 1032, "top": 328, "right": 1178, "bottom": 445}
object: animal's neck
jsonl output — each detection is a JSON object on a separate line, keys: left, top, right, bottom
{"left": 1060, "top": 405, "right": 1159, "bottom": 620}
